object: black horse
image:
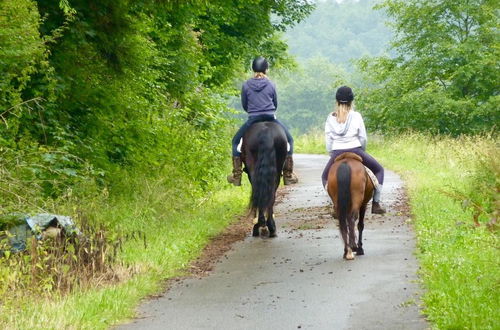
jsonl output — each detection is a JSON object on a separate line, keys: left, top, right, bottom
{"left": 241, "top": 121, "right": 288, "bottom": 237}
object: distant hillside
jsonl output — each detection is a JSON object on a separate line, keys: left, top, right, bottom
{"left": 284, "top": 0, "right": 392, "bottom": 69}
{"left": 276, "top": 0, "right": 392, "bottom": 134}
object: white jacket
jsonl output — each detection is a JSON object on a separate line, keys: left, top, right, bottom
{"left": 325, "top": 110, "right": 367, "bottom": 152}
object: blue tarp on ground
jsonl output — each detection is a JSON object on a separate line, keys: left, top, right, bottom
{"left": 0, "top": 213, "right": 81, "bottom": 252}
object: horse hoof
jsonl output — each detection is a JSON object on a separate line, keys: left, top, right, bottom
{"left": 269, "top": 231, "right": 277, "bottom": 238}
{"left": 356, "top": 248, "right": 364, "bottom": 255}
{"left": 345, "top": 248, "right": 355, "bottom": 260}
{"left": 259, "top": 226, "right": 269, "bottom": 237}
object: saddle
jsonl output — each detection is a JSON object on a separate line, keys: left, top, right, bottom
{"left": 334, "top": 152, "right": 362, "bottom": 163}
{"left": 334, "top": 152, "right": 379, "bottom": 187}
{"left": 237, "top": 120, "right": 290, "bottom": 155}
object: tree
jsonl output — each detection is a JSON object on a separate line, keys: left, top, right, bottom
{"left": 275, "top": 56, "right": 348, "bottom": 134}
{"left": 357, "top": 0, "right": 499, "bottom": 135}
{"left": 0, "top": 0, "right": 314, "bottom": 193}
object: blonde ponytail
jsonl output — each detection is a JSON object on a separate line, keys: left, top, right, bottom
{"left": 335, "top": 102, "right": 353, "bottom": 123}
{"left": 254, "top": 72, "right": 267, "bottom": 79}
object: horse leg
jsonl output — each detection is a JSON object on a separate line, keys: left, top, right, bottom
{"left": 252, "top": 209, "right": 262, "bottom": 237}
{"left": 348, "top": 211, "right": 358, "bottom": 251}
{"left": 253, "top": 208, "right": 268, "bottom": 237}
{"left": 266, "top": 206, "right": 277, "bottom": 237}
{"left": 356, "top": 205, "right": 366, "bottom": 255}
{"left": 344, "top": 212, "right": 356, "bottom": 260}
{"left": 339, "top": 217, "right": 353, "bottom": 260}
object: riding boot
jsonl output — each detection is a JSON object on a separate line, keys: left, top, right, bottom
{"left": 283, "top": 155, "right": 299, "bottom": 185}
{"left": 371, "top": 185, "right": 386, "bottom": 214}
{"left": 227, "top": 156, "right": 243, "bottom": 186}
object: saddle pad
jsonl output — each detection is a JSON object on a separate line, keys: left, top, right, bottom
{"left": 365, "top": 166, "right": 379, "bottom": 188}
{"left": 237, "top": 138, "right": 290, "bottom": 153}
{"left": 323, "top": 164, "right": 379, "bottom": 191}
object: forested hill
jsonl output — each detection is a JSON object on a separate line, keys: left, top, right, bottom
{"left": 285, "top": 0, "right": 392, "bottom": 69}
{"left": 276, "top": 0, "right": 392, "bottom": 134}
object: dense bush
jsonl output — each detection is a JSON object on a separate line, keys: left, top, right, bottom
{"left": 0, "top": 0, "right": 313, "bottom": 210}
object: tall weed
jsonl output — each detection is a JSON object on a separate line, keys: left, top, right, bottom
{"left": 0, "top": 216, "right": 129, "bottom": 299}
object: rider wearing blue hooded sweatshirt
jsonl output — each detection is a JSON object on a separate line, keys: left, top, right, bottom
{"left": 227, "top": 56, "right": 298, "bottom": 186}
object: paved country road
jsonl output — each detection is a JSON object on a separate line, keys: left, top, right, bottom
{"left": 120, "top": 154, "right": 428, "bottom": 330}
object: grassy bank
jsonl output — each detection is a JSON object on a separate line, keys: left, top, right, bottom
{"left": 0, "top": 171, "right": 250, "bottom": 329}
{"left": 296, "top": 132, "right": 499, "bottom": 329}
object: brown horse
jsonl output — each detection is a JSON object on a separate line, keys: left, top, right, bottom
{"left": 327, "top": 152, "right": 374, "bottom": 260}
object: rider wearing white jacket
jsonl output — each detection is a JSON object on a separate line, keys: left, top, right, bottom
{"left": 322, "top": 86, "right": 386, "bottom": 215}
{"left": 325, "top": 110, "right": 367, "bottom": 151}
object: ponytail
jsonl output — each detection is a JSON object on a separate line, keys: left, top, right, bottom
{"left": 335, "top": 102, "right": 353, "bottom": 123}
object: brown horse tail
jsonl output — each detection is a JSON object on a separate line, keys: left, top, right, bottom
{"left": 336, "top": 161, "right": 351, "bottom": 228}
{"left": 251, "top": 127, "right": 277, "bottom": 210}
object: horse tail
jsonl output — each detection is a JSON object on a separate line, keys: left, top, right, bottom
{"left": 336, "top": 161, "right": 351, "bottom": 227}
{"left": 251, "top": 128, "right": 277, "bottom": 211}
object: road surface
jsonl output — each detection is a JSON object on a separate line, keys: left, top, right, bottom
{"left": 120, "top": 154, "right": 427, "bottom": 330}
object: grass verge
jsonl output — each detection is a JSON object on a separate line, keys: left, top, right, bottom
{"left": 296, "top": 131, "right": 499, "bottom": 329}
{"left": 0, "top": 176, "right": 250, "bottom": 329}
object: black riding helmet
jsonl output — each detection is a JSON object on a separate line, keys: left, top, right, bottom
{"left": 252, "top": 56, "right": 269, "bottom": 73}
{"left": 336, "top": 86, "right": 354, "bottom": 103}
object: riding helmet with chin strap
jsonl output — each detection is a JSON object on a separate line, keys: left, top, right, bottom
{"left": 252, "top": 56, "right": 269, "bottom": 73}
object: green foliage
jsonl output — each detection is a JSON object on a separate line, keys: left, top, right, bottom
{"left": 0, "top": 0, "right": 313, "bottom": 203}
{"left": 272, "top": 0, "right": 392, "bottom": 134}
{"left": 276, "top": 56, "right": 348, "bottom": 134}
{"left": 294, "top": 128, "right": 326, "bottom": 154}
{"left": 0, "top": 145, "right": 95, "bottom": 215}
{"left": 357, "top": 0, "right": 500, "bottom": 134}
{"left": 0, "top": 0, "right": 54, "bottom": 145}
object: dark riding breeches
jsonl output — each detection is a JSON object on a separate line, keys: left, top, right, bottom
{"left": 231, "top": 114, "right": 294, "bottom": 157}
{"left": 321, "top": 147, "right": 384, "bottom": 187}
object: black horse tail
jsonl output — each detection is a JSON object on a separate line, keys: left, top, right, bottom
{"left": 337, "top": 161, "right": 351, "bottom": 227}
{"left": 251, "top": 127, "right": 277, "bottom": 211}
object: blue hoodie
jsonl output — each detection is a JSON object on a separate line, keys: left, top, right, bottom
{"left": 241, "top": 77, "right": 277, "bottom": 117}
